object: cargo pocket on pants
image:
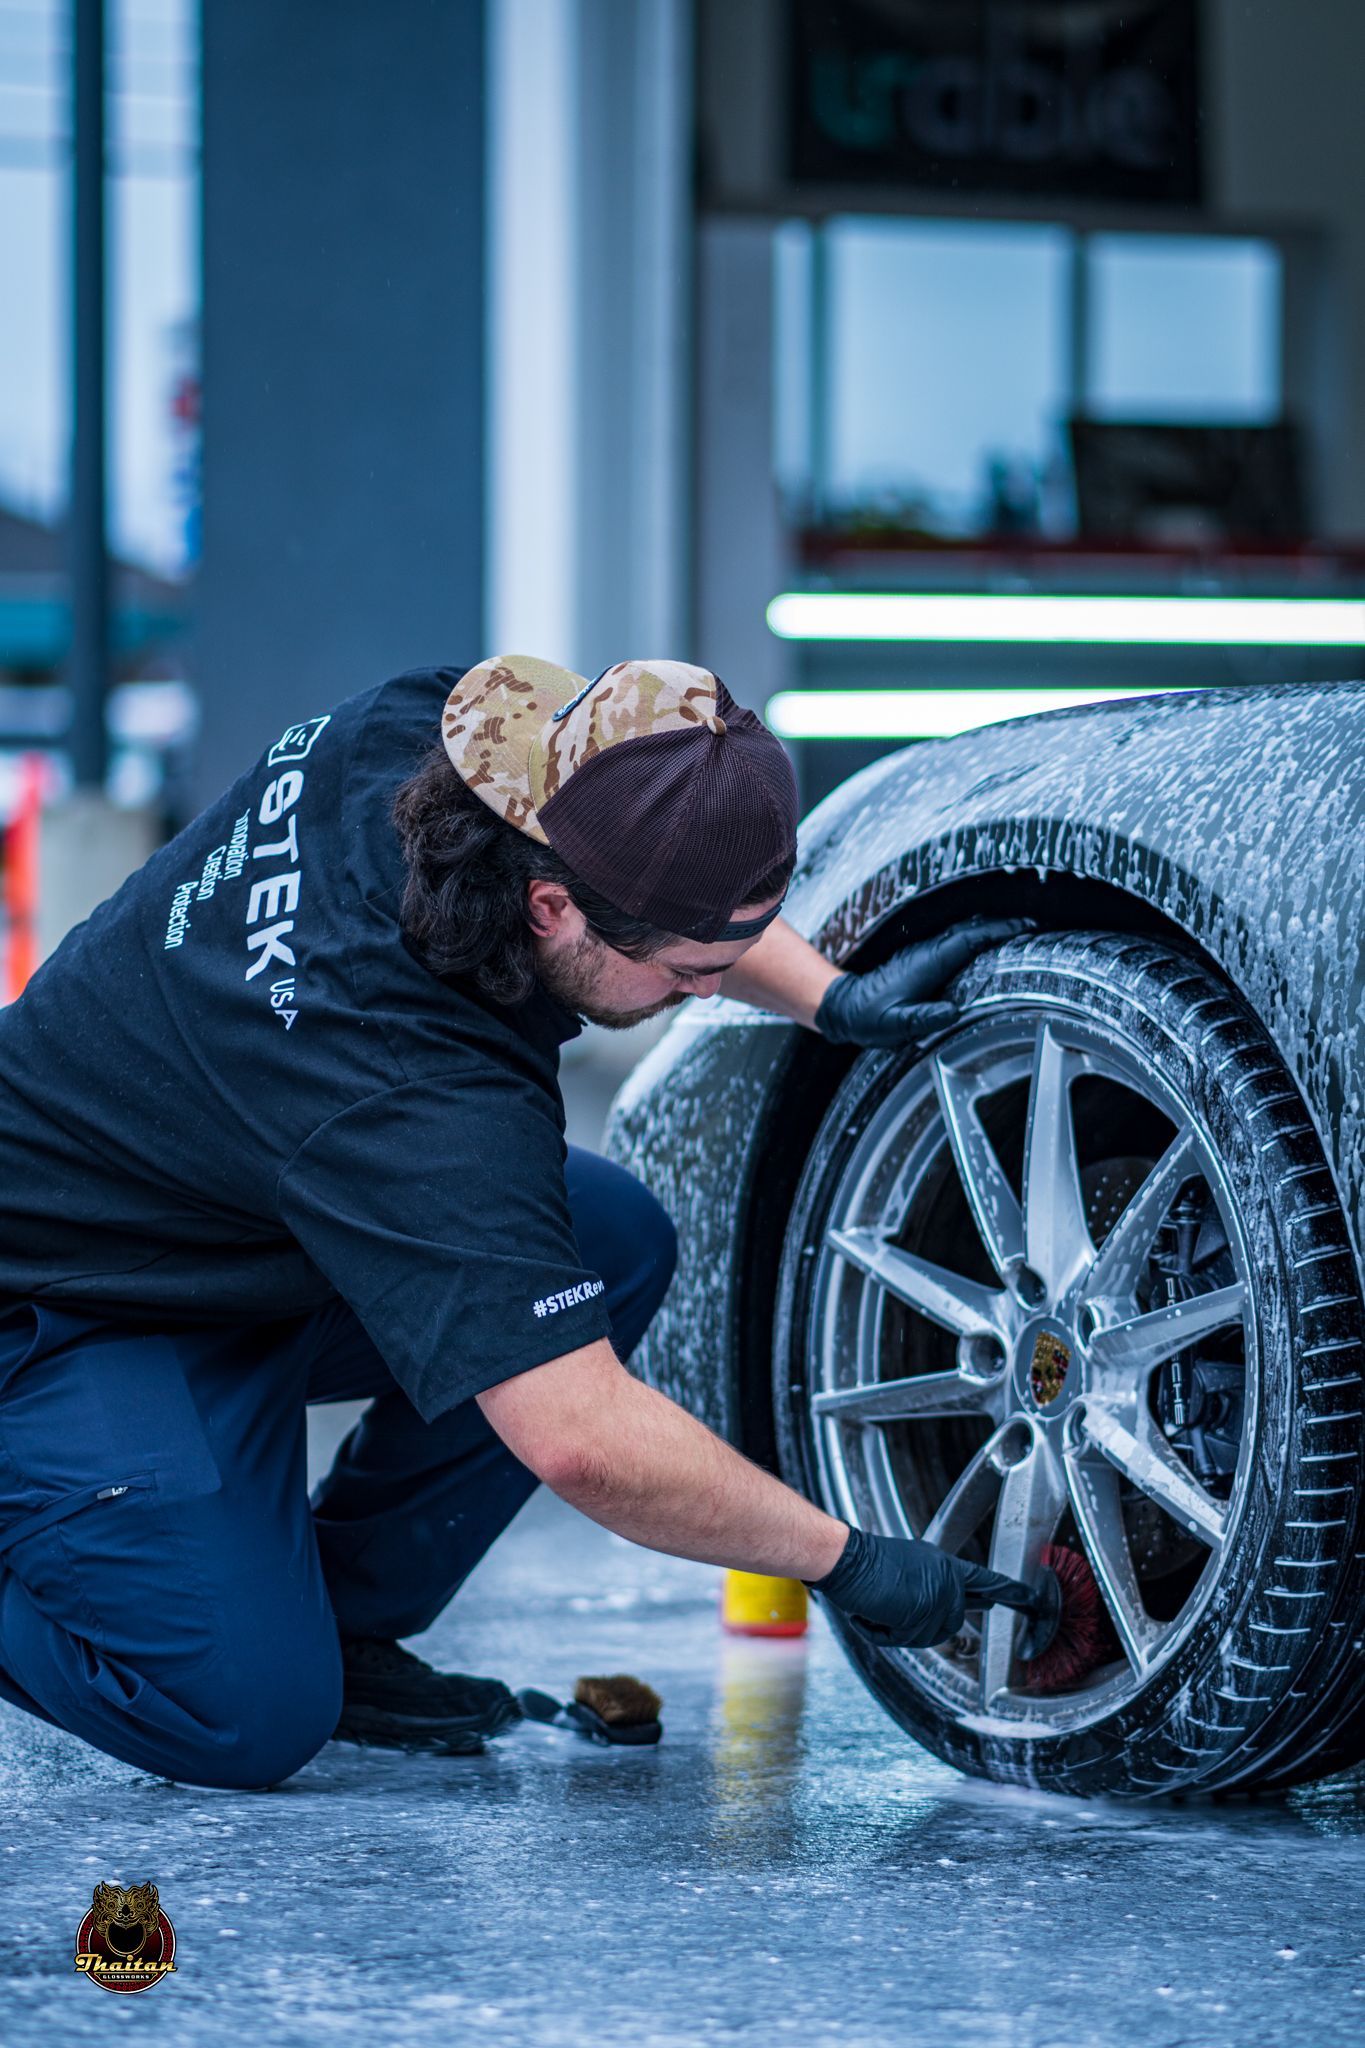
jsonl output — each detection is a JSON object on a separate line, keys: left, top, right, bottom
{"left": 0, "top": 1474, "right": 156, "bottom": 1564}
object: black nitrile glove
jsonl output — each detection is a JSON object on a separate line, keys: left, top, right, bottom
{"left": 814, "top": 918, "right": 1035, "bottom": 1050}
{"left": 956, "top": 1563, "right": 1034, "bottom": 1608}
{"left": 809, "top": 1523, "right": 974, "bottom": 1647}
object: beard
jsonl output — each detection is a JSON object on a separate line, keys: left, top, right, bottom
{"left": 537, "top": 931, "right": 689, "bottom": 1031}
{"left": 580, "top": 992, "right": 689, "bottom": 1031}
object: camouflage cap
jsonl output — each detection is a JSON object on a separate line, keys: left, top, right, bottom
{"left": 441, "top": 654, "right": 798, "bottom": 942}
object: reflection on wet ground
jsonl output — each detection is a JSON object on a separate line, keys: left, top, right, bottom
{"left": 3, "top": 1491, "right": 1364, "bottom": 2046}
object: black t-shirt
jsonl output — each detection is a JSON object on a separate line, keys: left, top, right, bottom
{"left": 0, "top": 669, "right": 613, "bottom": 1418}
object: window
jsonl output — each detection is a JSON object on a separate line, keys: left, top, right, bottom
{"left": 0, "top": 0, "right": 199, "bottom": 576}
{"left": 823, "top": 217, "right": 1071, "bottom": 533}
{"left": 0, "top": 0, "right": 69, "bottom": 528}
{"left": 1086, "top": 233, "right": 1281, "bottom": 424}
{"left": 108, "top": 0, "right": 200, "bottom": 576}
{"left": 1, "top": 1, "right": 198, "bottom": 811}
{"left": 775, "top": 215, "right": 1286, "bottom": 537}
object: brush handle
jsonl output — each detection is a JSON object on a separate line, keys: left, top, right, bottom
{"left": 958, "top": 1563, "right": 1043, "bottom": 1615}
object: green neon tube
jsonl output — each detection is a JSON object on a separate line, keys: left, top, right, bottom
{"left": 765, "top": 685, "right": 1196, "bottom": 741}
{"left": 766, "top": 590, "right": 1365, "bottom": 647}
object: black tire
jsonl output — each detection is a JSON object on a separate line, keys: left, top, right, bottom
{"left": 773, "top": 932, "right": 1365, "bottom": 1798}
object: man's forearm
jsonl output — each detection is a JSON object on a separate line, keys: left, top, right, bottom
{"left": 718, "top": 916, "right": 841, "bottom": 1029}
{"left": 549, "top": 1372, "right": 849, "bottom": 1580}
{"left": 478, "top": 1342, "right": 848, "bottom": 1581}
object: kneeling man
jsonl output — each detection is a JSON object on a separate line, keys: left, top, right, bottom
{"left": 0, "top": 655, "right": 1015, "bottom": 1784}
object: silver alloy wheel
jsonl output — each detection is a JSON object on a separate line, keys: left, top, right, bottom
{"left": 805, "top": 998, "right": 1257, "bottom": 1730}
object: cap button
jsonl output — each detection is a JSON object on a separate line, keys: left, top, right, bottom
{"left": 707, "top": 715, "right": 727, "bottom": 735}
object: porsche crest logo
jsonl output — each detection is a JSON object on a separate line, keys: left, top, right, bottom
{"left": 75, "top": 1881, "right": 177, "bottom": 1993}
{"left": 1030, "top": 1331, "right": 1072, "bottom": 1407}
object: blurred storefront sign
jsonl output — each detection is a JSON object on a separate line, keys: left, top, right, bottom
{"left": 786, "top": 0, "right": 1202, "bottom": 207}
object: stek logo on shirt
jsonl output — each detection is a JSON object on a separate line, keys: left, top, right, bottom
{"left": 532, "top": 1280, "right": 605, "bottom": 1318}
{"left": 267, "top": 715, "right": 331, "bottom": 766}
{"left": 162, "top": 713, "right": 329, "bottom": 1035}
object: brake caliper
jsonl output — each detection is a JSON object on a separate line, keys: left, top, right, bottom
{"left": 1151, "top": 1187, "right": 1244, "bottom": 1494}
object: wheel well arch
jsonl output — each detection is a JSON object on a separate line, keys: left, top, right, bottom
{"left": 731, "top": 862, "right": 1241, "bottom": 1471}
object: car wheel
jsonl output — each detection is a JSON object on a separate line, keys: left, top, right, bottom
{"left": 773, "top": 931, "right": 1365, "bottom": 1797}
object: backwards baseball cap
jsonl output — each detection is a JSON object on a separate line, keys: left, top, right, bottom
{"left": 441, "top": 655, "right": 798, "bottom": 943}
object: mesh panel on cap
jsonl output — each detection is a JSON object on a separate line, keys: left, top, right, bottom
{"left": 531, "top": 658, "right": 725, "bottom": 811}
{"left": 538, "top": 702, "right": 798, "bottom": 941}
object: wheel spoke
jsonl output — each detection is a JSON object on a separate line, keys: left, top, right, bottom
{"left": 921, "top": 1423, "right": 1015, "bottom": 1552}
{"left": 979, "top": 1436, "right": 1066, "bottom": 1706}
{"left": 1023, "top": 1025, "right": 1092, "bottom": 1300}
{"left": 1088, "top": 1283, "right": 1245, "bottom": 1379}
{"left": 812, "top": 1367, "right": 999, "bottom": 1426}
{"left": 986, "top": 1434, "right": 1067, "bottom": 1582}
{"left": 1081, "top": 1400, "right": 1227, "bottom": 1548}
{"left": 826, "top": 1227, "right": 1007, "bottom": 1338}
{"left": 1085, "top": 1127, "right": 1200, "bottom": 1304}
{"left": 932, "top": 1055, "right": 1025, "bottom": 1279}
{"left": 1063, "top": 1448, "right": 1162, "bottom": 1674}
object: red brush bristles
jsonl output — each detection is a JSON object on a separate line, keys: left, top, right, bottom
{"left": 1022, "top": 1544, "right": 1115, "bottom": 1694}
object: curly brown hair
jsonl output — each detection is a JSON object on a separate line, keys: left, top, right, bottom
{"left": 393, "top": 746, "right": 793, "bottom": 1007}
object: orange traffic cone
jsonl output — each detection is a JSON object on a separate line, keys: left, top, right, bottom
{"left": 721, "top": 1570, "right": 808, "bottom": 1638}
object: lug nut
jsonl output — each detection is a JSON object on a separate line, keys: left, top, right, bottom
{"left": 962, "top": 1334, "right": 1006, "bottom": 1377}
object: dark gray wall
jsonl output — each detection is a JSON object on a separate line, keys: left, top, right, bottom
{"left": 196, "top": 0, "right": 484, "bottom": 802}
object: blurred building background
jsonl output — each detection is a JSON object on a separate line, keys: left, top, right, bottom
{"left": 3, "top": 0, "right": 1365, "bottom": 1130}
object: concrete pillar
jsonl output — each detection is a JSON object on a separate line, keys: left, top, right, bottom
{"left": 195, "top": 0, "right": 485, "bottom": 805}
{"left": 693, "top": 220, "right": 793, "bottom": 717}
{"left": 487, "top": 0, "right": 693, "bottom": 677}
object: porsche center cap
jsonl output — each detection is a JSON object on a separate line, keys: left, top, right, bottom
{"left": 1029, "top": 1330, "right": 1073, "bottom": 1408}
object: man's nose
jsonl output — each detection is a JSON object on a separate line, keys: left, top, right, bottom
{"left": 688, "top": 975, "right": 724, "bottom": 1000}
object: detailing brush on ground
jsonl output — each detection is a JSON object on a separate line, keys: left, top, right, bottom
{"left": 961, "top": 1545, "right": 1113, "bottom": 1693}
{"left": 516, "top": 1675, "right": 663, "bottom": 1747}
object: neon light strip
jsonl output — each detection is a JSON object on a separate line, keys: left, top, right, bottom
{"left": 765, "top": 685, "right": 1193, "bottom": 741}
{"left": 766, "top": 591, "right": 1365, "bottom": 647}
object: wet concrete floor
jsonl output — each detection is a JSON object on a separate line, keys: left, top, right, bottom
{"left": 4, "top": 1486, "right": 1365, "bottom": 2047}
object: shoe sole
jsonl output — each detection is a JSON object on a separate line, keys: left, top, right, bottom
{"left": 333, "top": 1692, "right": 523, "bottom": 1756}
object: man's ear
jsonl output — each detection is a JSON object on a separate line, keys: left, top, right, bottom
{"left": 526, "top": 878, "right": 577, "bottom": 942}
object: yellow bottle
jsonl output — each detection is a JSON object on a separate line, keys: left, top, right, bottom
{"left": 720, "top": 1570, "right": 808, "bottom": 1638}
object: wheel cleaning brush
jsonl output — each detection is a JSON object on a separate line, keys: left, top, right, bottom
{"left": 516, "top": 1674, "right": 663, "bottom": 1747}
{"left": 1025, "top": 1544, "right": 1114, "bottom": 1692}
{"left": 962, "top": 1545, "right": 1112, "bottom": 1693}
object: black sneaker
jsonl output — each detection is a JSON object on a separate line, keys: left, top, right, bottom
{"left": 334, "top": 1638, "right": 523, "bottom": 1755}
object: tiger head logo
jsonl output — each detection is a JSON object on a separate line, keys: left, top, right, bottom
{"left": 90, "top": 1882, "right": 162, "bottom": 1960}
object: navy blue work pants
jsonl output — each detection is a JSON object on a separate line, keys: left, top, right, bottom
{"left": 0, "top": 1148, "right": 675, "bottom": 1790}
